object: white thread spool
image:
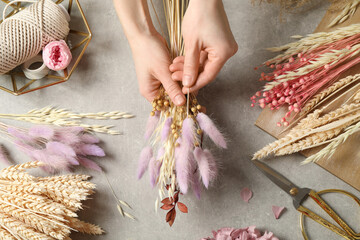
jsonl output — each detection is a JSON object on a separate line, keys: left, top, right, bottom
{"left": 0, "top": 0, "right": 70, "bottom": 75}
{"left": 22, "top": 55, "right": 49, "bottom": 79}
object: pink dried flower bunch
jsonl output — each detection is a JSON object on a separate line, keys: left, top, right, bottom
{"left": 251, "top": 28, "right": 360, "bottom": 126}
{"left": 202, "top": 226, "right": 279, "bottom": 240}
{"left": 6, "top": 125, "right": 104, "bottom": 172}
{"left": 138, "top": 110, "right": 226, "bottom": 198}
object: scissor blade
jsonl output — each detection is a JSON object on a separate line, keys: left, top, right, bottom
{"left": 252, "top": 159, "right": 298, "bottom": 196}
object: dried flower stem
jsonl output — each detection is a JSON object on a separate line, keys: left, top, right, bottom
{"left": 303, "top": 120, "right": 360, "bottom": 163}
{"left": 328, "top": 0, "right": 360, "bottom": 27}
{"left": 0, "top": 106, "right": 134, "bottom": 135}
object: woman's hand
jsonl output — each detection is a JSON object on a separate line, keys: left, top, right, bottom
{"left": 113, "top": 0, "right": 185, "bottom": 106}
{"left": 130, "top": 33, "right": 185, "bottom": 105}
{"left": 169, "top": 0, "right": 238, "bottom": 93}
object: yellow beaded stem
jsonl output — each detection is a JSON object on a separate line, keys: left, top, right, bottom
{"left": 187, "top": 88, "right": 190, "bottom": 117}
{"left": 300, "top": 189, "right": 360, "bottom": 240}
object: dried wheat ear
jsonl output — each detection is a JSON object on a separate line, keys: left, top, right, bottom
{"left": 253, "top": 85, "right": 360, "bottom": 162}
{"left": 0, "top": 161, "right": 103, "bottom": 240}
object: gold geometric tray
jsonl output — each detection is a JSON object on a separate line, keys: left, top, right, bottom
{"left": 0, "top": 0, "right": 91, "bottom": 95}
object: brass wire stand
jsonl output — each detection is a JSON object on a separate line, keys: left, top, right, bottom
{"left": 0, "top": 0, "right": 92, "bottom": 95}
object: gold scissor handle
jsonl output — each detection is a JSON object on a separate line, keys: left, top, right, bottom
{"left": 299, "top": 189, "right": 360, "bottom": 240}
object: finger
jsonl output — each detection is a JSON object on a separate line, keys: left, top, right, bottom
{"left": 139, "top": 82, "right": 160, "bottom": 103}
{"left": 173, "top": 56, "right": 185, "bottom": 64}
{"left": 183, "top": 45, "right": 201, "bottom": 88}
{"left": 199, "top": 51, "right": 208, "bottom": 67}
{"left": 169, "top": 62, "right": 184, "bottom": 72}
{"left": 171, "top": 71, "right": 183, "bottom": 81}
{"left": 157, "top": 70, "right": 186, "bottom": 106}
{"left": 182, "top": 57, "right": 225, "bottom": 94}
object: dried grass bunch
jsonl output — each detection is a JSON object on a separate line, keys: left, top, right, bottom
{"left": 254, "top": 73, "right": 360, "bottom": 164}
{"left": 137, "top": 0, "right": 226, "bottom": 226}
{"left": 0, "top": 106, "right": 133, "bottom": 135}
{"left": 251, "top": 22, "right": 360, "bottom": 126}
{"left": 0, "top": 161, "right": 103, "bottom": 240}
{"left": 0, "top": 106, "right": 134, "bottom": 172}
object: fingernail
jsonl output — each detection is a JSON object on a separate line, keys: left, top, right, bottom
{"left": 174, "top": 95, "right": 185, "bottom": 105}
{"left": 183, "top": 75, "right": 192, "bottom": 87}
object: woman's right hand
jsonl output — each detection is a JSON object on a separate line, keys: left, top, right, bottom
{"left": 129, "top": 32, "right": 186, "bottom": 106}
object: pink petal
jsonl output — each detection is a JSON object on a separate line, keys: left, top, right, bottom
{"left": 272, "top": 206, "right": 285, "bottom": 219}
{"left": 240, "top": 187, "right": 253, "bottom": 203}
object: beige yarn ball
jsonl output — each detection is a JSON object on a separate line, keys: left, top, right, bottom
{"left": 0, "top": 0, "right": 70, "bottom": 75}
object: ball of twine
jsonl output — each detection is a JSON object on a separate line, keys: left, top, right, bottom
{"left": 0, "top": 0, "right": 70, "bottom": 75}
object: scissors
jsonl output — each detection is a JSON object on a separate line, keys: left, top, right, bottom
{"left": 252, "top": 159, "right": 360, "bottom": 240}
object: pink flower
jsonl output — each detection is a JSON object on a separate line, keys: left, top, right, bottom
{"left": 202, "top": 226, "right": 279, "bottom": 240}
{"left": 42, "top": 40, "right": 72, "bottom": 71}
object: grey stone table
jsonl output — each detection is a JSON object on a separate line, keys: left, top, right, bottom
{"left": 1, "top": 0, "right": 359, "bottom": 239}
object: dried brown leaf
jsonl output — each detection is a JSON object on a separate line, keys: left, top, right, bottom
{"left": 166, "top": 208, "right": 174, "bottom": 222}
{"left": 177, "top": 202, "right": 188, "bottom": 213}
{"left": 161, "top": 197, "right": 173, "bottom": 205}
{"left": 161, "top": 204, "right": 174, "bottom": 210}
{"left": 168, "top": 209, "right": 176, "bottom": 227}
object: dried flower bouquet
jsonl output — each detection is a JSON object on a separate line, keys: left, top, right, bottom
{"left": 0, "top": 161, "right": 103, "bottom": 239}
{"left": 137, "top": 0, "right": 226, "bottom": 226}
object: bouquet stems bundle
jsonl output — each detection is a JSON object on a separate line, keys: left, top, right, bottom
{"left": 0, "top": 161, "right": 102, "bottom": 240}
{"left": 251, "top": 22, "right": 360, "bottom": 126}
{"left": 253, "top": 73, "right": 360, "bottom": 164}
{"left": 137, "top": 0, "right": 226, "bottom": 226}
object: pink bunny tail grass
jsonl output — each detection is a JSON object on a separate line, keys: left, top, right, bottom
{"left": 0, "top": 145, "right": 10, "bottom": 165}
{"left": 7, "top": 127, "right": 34, "bottom": 143}
{"left": 161, "top": 117, "right": 173, "bottom": 142}
{"left": 79, "top": 133, "right": 100, "bottom": 144}
{"left": 191, "top": 171, "right": 202, "bottom": 199}
{"left": 28, "top": 125, "right": 54, "bottom": 139}
{"left": 175, "top": 139, "right": 191, "bottom": 194}
{"left": 188, "top": 153, "right": 202, "bottom": 199}
{"left": 196, "top": 113, "right": 227, "bottom": 149}
{"left": 137, "top": 146, "right": 153, "bottom": 179}
{"left": 46, "top": 141, "right": 76, "bottom": 158}
{"left": 78, "top": 156, "right": 102, "bottom": 172}
{"left": 78, "top": 144, "right": 105, "bottom": 157}
{"left": 54, "top": 128, "right": 81, "bottom": 145}
{"left": 193, "top": 147, "right": 218, "bottom": 189}
{"left": 31, "top": 150, "right": 69, "bottom": 171}
{"left": 182, "top": 117, "right": 195, "bottom": 147}
{"left": 144, "top": 111, "right": 160, "bottom": 141}
{"left": 149, "top": 157, "right": 162, "bottom": 188}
